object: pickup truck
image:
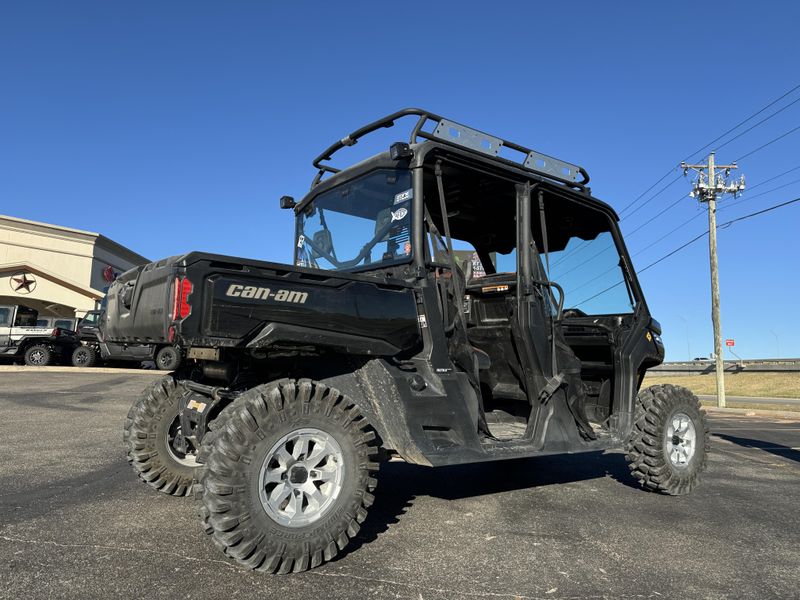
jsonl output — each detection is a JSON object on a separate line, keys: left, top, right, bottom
{"left": 0, "top": 304, "right": 79, "bottom": 366}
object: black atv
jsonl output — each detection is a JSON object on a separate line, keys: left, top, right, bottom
{"left": 108, "top": 109, "right": 709, "bottom": 574}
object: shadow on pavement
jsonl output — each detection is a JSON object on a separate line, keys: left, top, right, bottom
{"left": 715, "top": 433, "right": 800, "bottom": 464}
{"left": 338, "top": 450, "right": 636, "bottom": 562}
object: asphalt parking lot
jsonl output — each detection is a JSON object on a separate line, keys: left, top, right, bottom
{"left": 1, "top": 371, "right": 798, "bottom": 599}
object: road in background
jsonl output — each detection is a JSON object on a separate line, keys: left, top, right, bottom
{"left": 1, "top": 372, "right": 798, "bottom": 599}
{"left": 700, "top": 394, "right": 800, "bottom": 406}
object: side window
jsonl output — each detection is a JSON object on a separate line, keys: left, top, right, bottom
{"left": 547, "top": 231, "right": 634, "bottom": 315}
{"left": 16, "top": 312, "right": 38, "bottom": 327}
{"left": 55, "top": 319, "right": 74, "bottom": 329}
{"left": 0, "top": 308, "right": 11, "bottom": 327}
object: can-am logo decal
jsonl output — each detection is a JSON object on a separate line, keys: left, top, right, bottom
{"left": 225, "top": 284, "right": 308, "bottom": 304}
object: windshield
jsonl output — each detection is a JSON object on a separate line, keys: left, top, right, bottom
{"left": 296, "top": 169, "right": 413, "bottom": 271}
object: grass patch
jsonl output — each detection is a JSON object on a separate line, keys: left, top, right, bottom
{"left": 642, "top": 372, "right": 800, "bottom": 399}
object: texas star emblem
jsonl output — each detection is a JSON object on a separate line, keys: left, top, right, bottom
{"left": 10, "top": 272, "right": 36, "bottom": 294}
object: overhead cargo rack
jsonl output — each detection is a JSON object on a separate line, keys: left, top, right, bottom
{"left": 311, "top": 108, "right": 590, "bottom": 190}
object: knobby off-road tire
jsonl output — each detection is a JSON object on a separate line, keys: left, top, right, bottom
{"left": 24, "top": 344, "right": 52, "bottom": 366}
{"left": 626, "top": 384, "right": 710, "bottom": 495}
{"left": 71, "top": 345, "right": 97, "bottom": 367}
{"left": 196, "top": 379, "right": 381, "bottom": 574}
{"left": 123, "top": 375, "right": 198, "bottom": 496}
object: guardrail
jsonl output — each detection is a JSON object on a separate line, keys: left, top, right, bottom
{"left": 650, "top": 359, "right": 800, "bottom": 374}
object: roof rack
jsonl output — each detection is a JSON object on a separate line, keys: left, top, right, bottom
{"left": 311, "top": 108, "right": 590, "bottom": 190}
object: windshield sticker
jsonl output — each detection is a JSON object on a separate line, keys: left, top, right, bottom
{"left": 297, "top": 235, "right": 305, "bottom": 248}
{"left": 394, "top": 188, "right": 413, "bottom": 204}
{"left": 391, "top": 207, "right": 408, "bottom": 222}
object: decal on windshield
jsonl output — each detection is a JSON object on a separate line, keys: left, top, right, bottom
{"left": 394, "top": 188, "right": 413, "bottom": 204}
{"left": 391, "top": 207, "right": 408, "bottom": 222}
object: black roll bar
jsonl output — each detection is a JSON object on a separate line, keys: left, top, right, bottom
{"left": 311, "top": 108, "right": 590, "bottom": 190}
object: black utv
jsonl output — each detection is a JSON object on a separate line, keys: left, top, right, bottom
{"left": 72, "top": 309, "right": 182, "bottom": 370}
{"left": 111, "top": 109, "right": 709, "bottom": 575}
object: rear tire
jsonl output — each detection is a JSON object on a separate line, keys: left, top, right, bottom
{"left": 196, "top": 379, "right": 380, "bottom": 573}
{"left": 626, "top": 384, "right": 710, "bottom": 495}
{"left": 124, "top": 376, "right": 198, "bottom": 496}
{"left": 71, "top": 345, "right": 97, "bottom": 367}
{"left": 24, "top": 344, "right": 52, "bottom": 366}
{"left": 155, "top": 346, "right": 181, "bottom": 371}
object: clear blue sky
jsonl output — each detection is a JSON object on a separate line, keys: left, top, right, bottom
{"left": 2, "top": 2, "right": 799, "bottom": 360}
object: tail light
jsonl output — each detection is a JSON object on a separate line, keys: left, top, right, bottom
{"left": 52, "top": 328, "right": 60, "bottom": 338}
{"left": 172, "top": 277, "right": 193, "bottom": 321}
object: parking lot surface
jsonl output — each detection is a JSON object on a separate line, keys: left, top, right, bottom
{"left": 1, "top": 371, "right": 798, "bottom": 599}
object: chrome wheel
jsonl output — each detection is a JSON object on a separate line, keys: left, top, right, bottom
{"left": 666, "top": 412, "right": 697, "bottom": 468}
{"left": 165, "top": 417, "right": 197, "bottom": 467}
{"left": 258, "top": 427, "right": 345, "bottom": 528}
{"left": 29, "top": 350, "right": 45, "bottom": 365}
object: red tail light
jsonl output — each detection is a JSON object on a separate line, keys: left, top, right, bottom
{"left": 52, "top": 328, "right": 60, "bottom": 337}
{"left": 172, "top": 277, "right": 193, "bottom": 321}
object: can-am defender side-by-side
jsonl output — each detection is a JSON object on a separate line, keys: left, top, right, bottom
{"left": 112, "top": 109, "right": 709, "bottom": 574}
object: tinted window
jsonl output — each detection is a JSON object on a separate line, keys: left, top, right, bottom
{"left": 546, "top": 231, "right": 634, "bottom": 315}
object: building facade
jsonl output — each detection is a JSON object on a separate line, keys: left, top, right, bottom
{"left": 0, "top": 214, "right": 148, "bottom": 321}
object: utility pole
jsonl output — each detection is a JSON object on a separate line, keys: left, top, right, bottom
{"left": 681, "top": 153, "right": 745, "bottom": 408}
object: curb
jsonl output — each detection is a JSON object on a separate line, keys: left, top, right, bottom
{"left": 704, "top": 406, "right": 800, "bottom": 420}
{"left": 0, "top": 365, "right": 165, "bottom": 375}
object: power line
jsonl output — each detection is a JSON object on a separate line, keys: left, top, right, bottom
{"left": 573, "top": 195, "right": 800, "bottom": 307}
{"left": 624, "top": 193, "right": 689, "bottom": 237}
{"left": 713, "top": 94, "right": 800, "bottom": 154}
{"left": 627, "top": 163, "right": 800, "bottom": 251}
{"left": 621, "top": 175, "right": 684, "bottom": 221}
{"left": 734, "top": 124, "right": 800, "bottom": 162}
{"left": 617, "top": 83, "right": 800, "bottom": 217}
{"left": 720, "top": 175, "right": 800, "bottom": 213}
{"left": 718, "top": 195, "right": 800, "bottom": 227}
{"left": 681, "top": 82, "right": 800, "bottom": 161}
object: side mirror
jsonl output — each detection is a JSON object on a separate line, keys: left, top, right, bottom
{"left": 280, "top": 196, "right": 296, "bottom": 209}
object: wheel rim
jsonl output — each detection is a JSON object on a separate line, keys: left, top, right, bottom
{"left": 159, "top": 351, "right": 174, "bottom": 368}
{"left": 29, "top": 350, "right": 44, "bottom": 365}
{"left": 75, "top": 350, "right": 88, "bottom": 364}
{"left": 665, "top": 412, "right": 697, "bottom": 469}
{"left": 258, "top": 427, "right": 345, "bottom": 528}
{"left": 165, "top": 417, "right": 197, "bottom": 467}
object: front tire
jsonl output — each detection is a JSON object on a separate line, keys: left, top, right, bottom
{"left": 24, "top": 344, "right": 52, "bottom": 366}
{"left": 197, "top": 379, "right": 380, "bottom": 574}
{"left": 626, "top": 384, "right": 710, "bottom": 495}
{"left": 124, "top": 376, "right": 198, "bottom": 496}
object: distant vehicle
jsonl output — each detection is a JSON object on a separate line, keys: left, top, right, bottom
{"left": 692, "top": 357, "right": 711, "bottom": 361}
{"left": 71, "top": 309, "right": 182, "bottom": 370}
{"left": 0, "top": 304, "right": 79, "bottom": 365}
